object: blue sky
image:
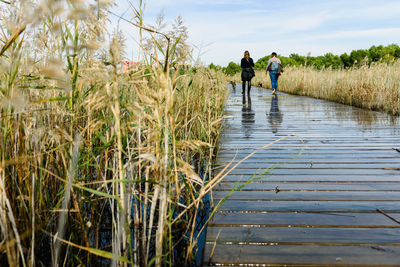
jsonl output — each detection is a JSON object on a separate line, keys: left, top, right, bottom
{"left": 113, "top": 0, "right": 400, "bottom": 66}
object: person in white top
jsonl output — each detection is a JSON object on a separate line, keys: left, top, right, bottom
{"left": 266, "top": 52, "right": 284, "bottom": 95}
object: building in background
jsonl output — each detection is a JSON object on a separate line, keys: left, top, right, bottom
{"left": 121, "top": 61, "right": 140, "bottom": 73}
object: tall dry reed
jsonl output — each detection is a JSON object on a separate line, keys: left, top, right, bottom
{"left": 0, "top": 0, "right": 228, "bottom": 266}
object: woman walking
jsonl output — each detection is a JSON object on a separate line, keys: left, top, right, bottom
{"left": 241, "top": 50, "right": 255, "bottom": 95}
{"left": 266, "top": 52, "right": 284, "bottom": 95}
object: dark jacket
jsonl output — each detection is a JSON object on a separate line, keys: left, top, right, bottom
{"left": 241, "top": 57, "right": 255, "bottom": 81}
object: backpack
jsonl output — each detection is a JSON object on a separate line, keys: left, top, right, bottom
{"left": 271, "top": 61, "right": 279, "bottom": 71}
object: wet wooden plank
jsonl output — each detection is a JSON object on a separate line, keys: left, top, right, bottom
{"left": 215, "top": 182, "right": 400, "bottom": 191}
{"left": 218, "top": 149, "right": 398, "bottom": 154}
{"left": 223, "top": 132, "right": 400, "bottom": 136}
{"left": 212, "top": 191, "right": 400, "bottom": 201}
{"left": 220, "top": 145, "right": 398, "bottom": 150}
{"left": 214, "top": 201, "right": 400, "bottom": 213}
{"left": 219, "top": 163, "right": 400, "bottom": 169}
{"left": 225, "top": 168, "right": 400, "bottom": 176}
{"left": 217, "top": 157, "right": 400, "bottom": 163}
{"left": 206, "top": 227, "right": 400, "bottom": 244}
{"left": 221, "top": 174, "right": 400, "bottom": 182}
{"left": 209, "top": 212, "right": 400, "bottom": 228}
{"left": 210, "top": 211, "right": 400, "bottom": 226}
{"left": 204, "top": 88, "right": 400, "bottom": 266}
{"left": 221, "top": 134, "right": 400, "bottom": 139}
{"left": 203, "top": 244, "right": 400, "bottom": 266}
{"left": 221, "top": 141, "right": 400, "bottom": 146}
{"left": 221, "top": 141, "right": 400, "bottom": 147}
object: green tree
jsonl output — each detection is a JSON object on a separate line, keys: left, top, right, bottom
{"left": 340, "top": 53, "right": 352, "bottom": 68}
{"left": 350, "top": 49, "right": 370, "bottom": 66}
{"left": 307, "top": 56, "right": 325, "bottom": 69}
{"left": 369, "top": 45, "right": 385, "bottom": 62}
{"left": 209, "top": 62, "right": 221, "bottom": 71}
{"left": 254, "top": 56, "right": 270, "bottom": 69}
{"left": 229, "top": 43, "right": 400, "bottom": 73}
{"left": 393, "top": 45, "right": 400, "bottom": 58}
{"left": 223, "top": 61, "right": 241, "bottom": 76}
{"left": 324, "top": 53, "right": 343, "bottom": 69}
{"left": 289, "top": 53, "right": 306, "bottom": 66}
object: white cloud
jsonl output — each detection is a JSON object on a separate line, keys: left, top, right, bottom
{"left": 111, "top": 0, "right": 400, "bottom": 66}
{"left": 319, "top": 28, "right": 400, "bottom": 40}
{"left": 334, "top": 1, "right": 400, "bottom": 20}
{"left": 279, "top": 12, "right": 330, "bottom": 31}
{"left": 285, "top": 27, "right": 400, "bottom": 43}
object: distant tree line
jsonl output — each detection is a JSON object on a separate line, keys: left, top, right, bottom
{"left": 211, "top": 44, "right": 400, "bottom": 76}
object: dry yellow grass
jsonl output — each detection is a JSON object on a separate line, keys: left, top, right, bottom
{"left": 234, "top": 61, "right": 400, "bottom": 114}
{"left": 0, "top": 1, "right": 228, "bottom": 266}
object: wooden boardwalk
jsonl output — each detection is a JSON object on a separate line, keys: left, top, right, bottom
{"left": 203, "top": 85, "right": 400, "bottom": 266}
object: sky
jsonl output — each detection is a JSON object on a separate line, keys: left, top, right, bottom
{"left": 112, "top": 0, "right": 400, "bottom": 66}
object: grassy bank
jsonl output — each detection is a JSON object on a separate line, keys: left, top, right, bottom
{"left": 233, "top": 61, "right": 400, "bottom": 115}
{"left": 0, "top": 1, "right": 227, "bottom": 266}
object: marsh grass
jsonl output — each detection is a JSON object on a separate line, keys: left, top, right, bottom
{"left": 234, "top": 61, "right": 400, "bottom": 115}
{"left": 0, "top": 1, "right": 229, "bottom": 266}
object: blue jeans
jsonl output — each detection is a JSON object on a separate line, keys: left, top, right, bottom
{"left": 269, "top": 71, "right": 279, "bottom": 90}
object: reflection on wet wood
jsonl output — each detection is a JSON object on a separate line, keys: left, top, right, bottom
{"left": 215, "top": 182, "right": 400, "bottom": 191}
{"left": 221, "top": 162, "right": 400, "bottom": 169}
{"left": 212, "top": 191, "right": 400, "bottom": 201}
{"left": 210, "top": 212, "right": 400, "bottom": 227}
{"left": 204, "top": 244, "right": 400, "bottom": 266}
{"left": 207, "top": 227, "right": 400, "bottom": 244}
{"left": 216, "top": 200, "right": 400, "bottom": 213}
{"left": 222, "top": 174, "right": 400, "bottom": 182}
{"left": 203, "top": 86, "right": 400, "bottom": 266}
{"left": 230, "top": 169, "right": 400, "bottom": 177}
